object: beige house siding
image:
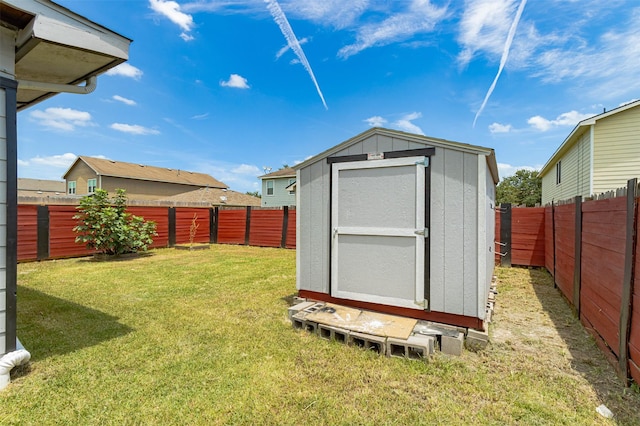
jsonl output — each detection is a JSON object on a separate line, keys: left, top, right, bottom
{"left": 100, "top": 176, "right": 204, "bottom": 200}
{"left": 592, "top": 107, "right": 640, "bottom": 194}
{"left": 65, "top": 161, "right": 96, "bottom": 195}
{"left": 541, "top": 130, "right": 591, "bottom": 205}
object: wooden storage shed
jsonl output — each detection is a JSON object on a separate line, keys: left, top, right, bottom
{"left": 294, "top": 128, "right": 499, "bottom": 330}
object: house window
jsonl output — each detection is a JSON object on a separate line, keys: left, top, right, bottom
{"left": 556, "top": 160, "right": 562, "bottom": 185}
{"left": 288, "top": 178, "right": 295, "bottom": 195}
{"left": 68, "top": 181, "right": 76, "bottom": 195}
{"left": 266, "top": 180, "right": 274, "bottom": 196}
{"left": 88, "top": 178, "right": 97, "bottom": 194}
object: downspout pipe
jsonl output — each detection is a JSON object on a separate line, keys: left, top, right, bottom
{"left": 0, "top": 338, "right": 31, "bottom": 391}
{"left": 17, "top": 75, "right": 97, "bottom": 95}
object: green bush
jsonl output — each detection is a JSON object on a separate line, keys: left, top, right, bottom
{"left": 73, "top": 189, "right": 157, "bottom": 255}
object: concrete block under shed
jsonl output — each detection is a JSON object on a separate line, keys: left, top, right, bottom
{"left": 465, "top": 328, "right": 489, "bottom": 352}
{"left": 291, "top": 311, "right": 318, "bottom": 334}
{"left": 440, "top": 332, "right": 464, "bottom": 356}
{"left": 317, "top": 324, "right": 350, "bottom": 343}
{"left": 387, "top": 335, "right": 435, "bottom": 359}
{"left": 287, "top": 301, "right": 316, "bottom": 320}
{"left": 348, "top": 331, "right": 386, "bottom": 354}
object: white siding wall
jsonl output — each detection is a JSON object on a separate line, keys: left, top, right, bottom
{"left": 593, "top": 107, "right": 640, "bottom": 194}
{"left": 0, "top": 26, "right": 14, "bottom": 355}
{"left": 541, "top": 129, "right": 591, "bottom": 205}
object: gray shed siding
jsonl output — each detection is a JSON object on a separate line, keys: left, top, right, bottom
{"left": 296, "top": 130, "right": 496, "bottom": 321}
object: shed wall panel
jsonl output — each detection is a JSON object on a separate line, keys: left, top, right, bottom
{"left": 443, "top": 149, "right": 465, "bottom": 315}
{"left": 429, "top": 146, "right": 446, "bottom": 311}
{"left": 462, "top": 152, "right": 478, "bottom": 317}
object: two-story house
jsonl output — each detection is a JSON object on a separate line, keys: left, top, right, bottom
{"left": 539, "top": 100, "right": 640, "bottom": 204}
{"left": 259, "top": 167, "right": 296, "bottom": 207}
{"left": 63, "top": 156, "right": 228, "bottom": 201}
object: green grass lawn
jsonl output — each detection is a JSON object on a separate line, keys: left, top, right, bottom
{"left": 3, "top": 246, "right": 640, "bottom": 425}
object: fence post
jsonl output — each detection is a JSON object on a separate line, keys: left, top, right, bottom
{"left": 281, "top": 206, "right": 289, "bottom": 248}
{"left": 37, "top": 205, "right": 50, "bottom": 260}
{"left": 573, "top": 196, "right": 582, "bottom": 316}
{"left": 244, "top": 206, "right": 252, "bottom": 245}
{"left": 619, "top": 178, "right": 637, "bottom": 385}
{"left": 168, "top": 207, "right": 176, "bottom": 247}
{"left": 210, "top": 207, "right": 218, "bottom": 244}
{"left": 500, "top": 203, "right": 511, "bottom": 267}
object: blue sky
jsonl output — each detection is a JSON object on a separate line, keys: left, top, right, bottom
{"left": 17, "top": 0, "right": 640, "bottom": 193}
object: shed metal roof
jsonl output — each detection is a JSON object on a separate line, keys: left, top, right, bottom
{"left": 295, "top": 127, "right": 499, "bottom": 183}
{"left": 63, "top": 156, "right": 228, "bottom": 189}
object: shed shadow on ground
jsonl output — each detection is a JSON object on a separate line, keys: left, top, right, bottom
{"left": 524, "top": 267, "right": 640, "bottom": 421}
{"left": 14, "top": 285, "right": 133, "bottom": 378}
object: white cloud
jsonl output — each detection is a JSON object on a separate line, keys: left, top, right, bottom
{"left": 18, "top": 153, "right": 78, "bottom": 180}
{"left": 457, "top": 0, "right": 520, "bottom": 66}
{"left": 394, "top": 112, "right": 424, "bottom": 135}
{"left": 112, "top": 95, "right": 136, "bottom": 106}
{"left": 196, "top": 161, "right": 263, "bottom": 193}
{"left": 149, "top": 0, "right": 195, "bottom": 40}
{"left": 110, "top": 123, "right": 161, "bottom": 135}
{"left": 266, "top": 0, "right": 328, "bottom": 109}
{"left": 220, "top": 74, "right": 250, "bottom": 89}
{"left": 338, "top": 0, "right": 448, "bottom": 59}
{"left": 106, "top": 63, "right": 143, "bottom": 80}
{"left": 498, "top": 162, "right": 538, "bottom": 180}
{"left": 527, "top": 110, "right": 595, "bottom": 132}
{"left": 275, "top": 37, "right": 309, "bottom": 60}
{"left": 364, "top": 116, "right": 388, "bottom": 127}
{"left": 191, "top": 112, "right": 209, "bottom": 120}
{"left": 29, "top": 107, "right": 94, "bottom": 131}
{"left": 282, "top": 0, "right": 369, "bottom": 29}
{"left": 489, "top": 122, "right": 512, "bottom": 133}
{"left": 231, "top": 164, "right": 262, "bottom": 175}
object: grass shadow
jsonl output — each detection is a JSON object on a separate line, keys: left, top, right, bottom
{"left": 525, "top": 267, "right": 640, "bottom": 421}
{"left": 16, "top": 285, "right": 134, "bottom": 362}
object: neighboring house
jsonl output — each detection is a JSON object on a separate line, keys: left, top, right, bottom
{"left": 63, "top": 156, "right": 228, "bottom": 201}
{"left": 259, "top": 167, "right": 296, "bottom": 207}
{"left": 18, "top": 178, "right": 65, "bottom": 197}
{"left": 0, "top": 0, "right": 130, "bottom": 383}
{"left": 540, "top": 100, "right": 640, "bottom": 205}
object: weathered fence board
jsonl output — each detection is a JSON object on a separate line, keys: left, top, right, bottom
{"left": 248, "top": 209, "right": 283, "bottom": 248}
{"left": 17, "top": 205, "right": 38, "bottom": 261}
{"left": 285, "top": 209, "right": 296, "bottom": 249}
{"left": 127, "top": 207, "right": 170, "bottom": 248}
{"left": 217, "top": 208, "right": 247, "bottom": 245}
{"left": 544, "top": 206, "right": 554, "bottom": 275}
{"left": 553, "top": 203, "right": 576, "bottom": 302}
{"left": 48, "top": 205, "right": 94, "bottom": 258}
{"left": 175, "top": 208, "right": 210, "bottom": 245}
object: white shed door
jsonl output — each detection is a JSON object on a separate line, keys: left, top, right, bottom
{"left": 331, "top": 156, "right": 426, "bottom": 310}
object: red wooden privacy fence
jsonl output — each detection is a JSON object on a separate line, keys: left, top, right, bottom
{"left": 495, "top": 179, "right": 640, "bottom": 387}
{"left": 17, "top": 205, "right": 296, "bottom": 262}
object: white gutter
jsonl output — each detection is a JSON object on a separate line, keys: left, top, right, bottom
{"left": 0, "top": 338, "right": 31, "bottom": 391}
{"left": 17, "top": 75, "right": 97, "bottom": 94}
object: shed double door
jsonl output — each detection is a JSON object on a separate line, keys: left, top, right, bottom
{"left": 331, "top": 156, "right": 428, "bottom": 310}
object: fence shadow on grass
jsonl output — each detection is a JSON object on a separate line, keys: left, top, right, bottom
{"left": 526, "top": 268, "right": 640, "bottom": 420}
{"left": 16, "top": 286, "right": 133, "bottom": 362}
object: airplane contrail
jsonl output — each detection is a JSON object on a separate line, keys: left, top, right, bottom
{"left": 473, "top": 0, "right": 527, "bottom": 127}
{"left": 265, "top": 0, "right": 328, "bottom": 110}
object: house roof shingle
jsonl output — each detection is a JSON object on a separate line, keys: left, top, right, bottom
{"left": 158, "top": 187, "right": 261, "bottom": 206}
{"left": 259, "top": 167, "right": 295, "bottom": 179}
{"left": 65, "top": 156, "right": 228, "bottom": 188}
{"left": 18, "top": 178, "right": 66, "bottom": 193}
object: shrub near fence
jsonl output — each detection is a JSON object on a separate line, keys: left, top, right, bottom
{"left": 17, "top": 205, "right": 296, "bottom": 262}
